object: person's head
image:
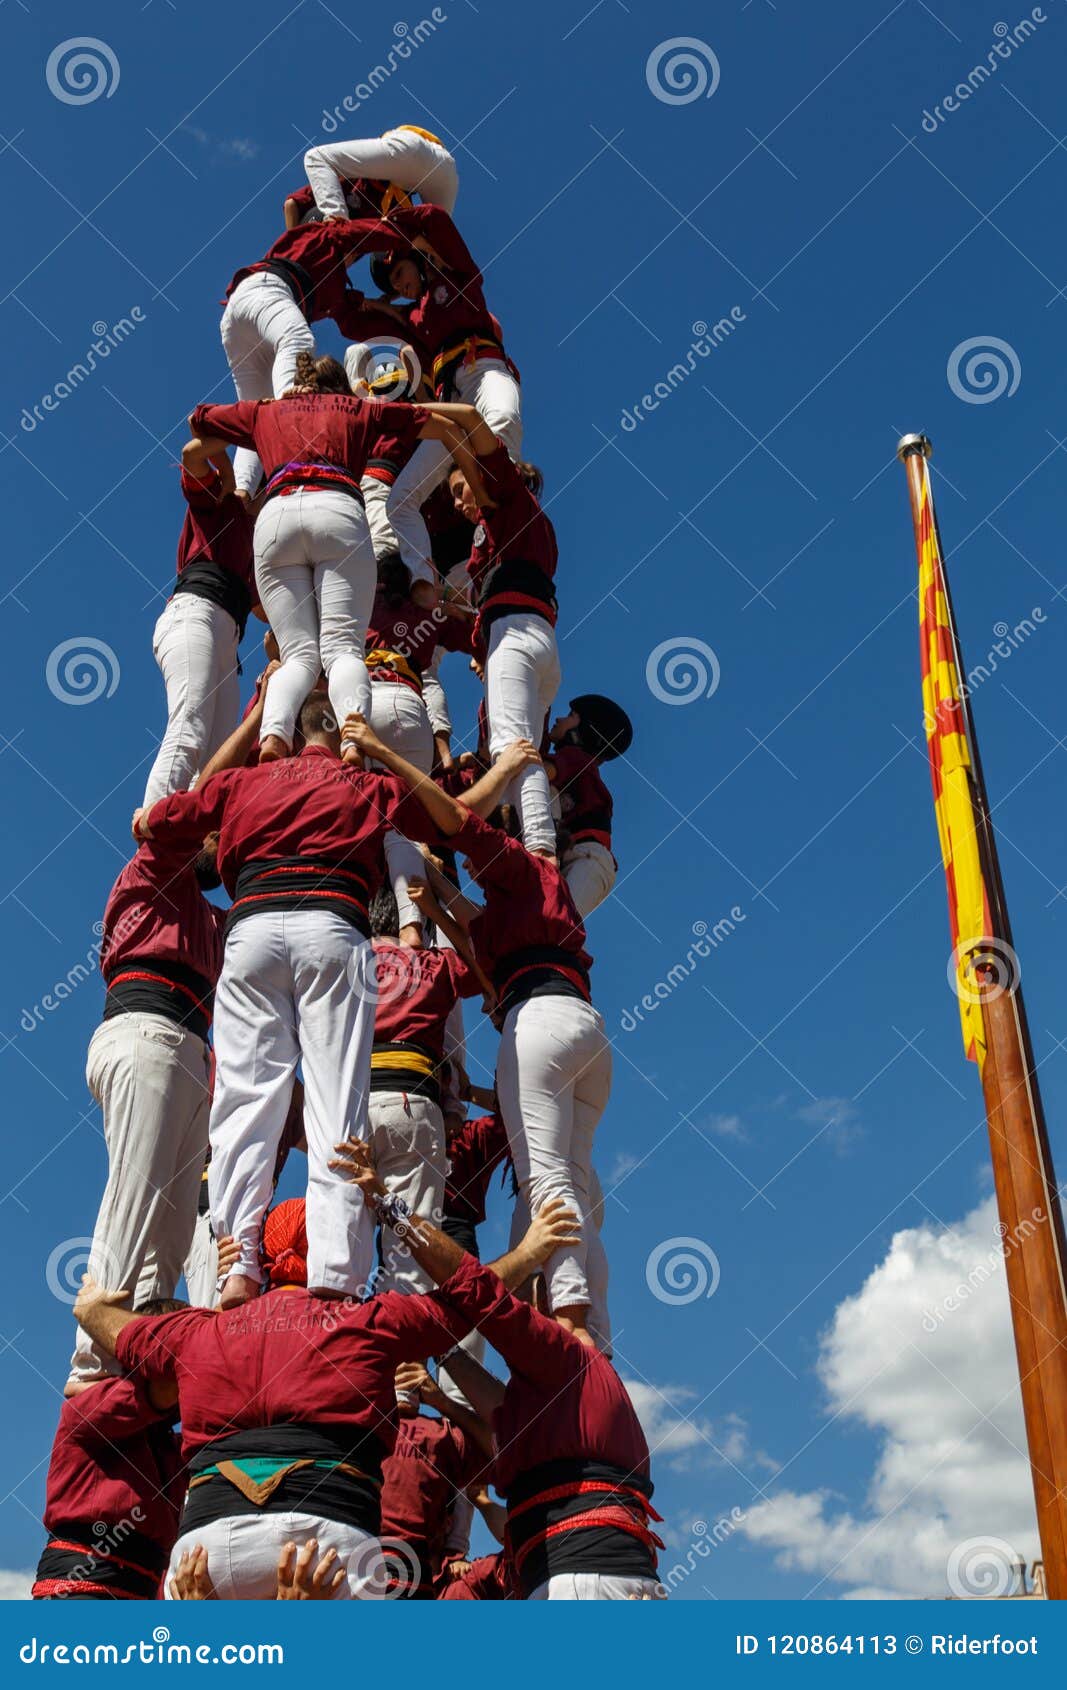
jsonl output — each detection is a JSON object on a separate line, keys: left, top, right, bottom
{"left": 370, "top": 251, "right": 424, "bottom": 301}
{"left": 369, "top": 883, "right": 400, "bottom": 939}
{"left": 296, "top": 692, "right": 340, "bottom": 754}
{"left": 284, "top": 351, "right": 351, "bottom": 397}
{"left": 378, "top": 551, "right": 413, "bottom": 608}
{"left": 448, "top": 464, "right": 479, "bottom": 524}
{"left": 193, "top": 832, "right": 222, "bottom": 891}
{"left": 262, "top": 1198, "right": 308, "bottom": 1288}
{"left": 135, "top": 1296, "right": 189, "bottom": 1317}
{"left": 552, "top": 694, "right": 633, "bottom": 762}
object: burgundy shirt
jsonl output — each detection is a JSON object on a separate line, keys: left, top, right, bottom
{"left": 550, "top": 745, "right": 613, "bottom": 851}
{"left": 453, "top": 812, "right": 591, "bottom": 985}
{"left": 177, "top": 467, "right": 255, "bottom": 590}
{"left": 367, "top": 589, "right": 473, "bottom": 675}
{"left": 379, "top": 1413, "right": 483, "bottom": 1581}
{"left": 346, "top": 205, "right": 500, "bottom": 354}
{"left": 371, "top": 941, "right": 478, "bottom": 1061}
{"left": 189, "top": 395, "right": 428, "bottom": 488}
{"left": 432, "top": 1271, "right": 649, "bottom": 1497}
{"left": 100, "top": 842, "right": 224, "bottom": 990}
{"left": 114, "top": 1256, "right": 492, "bottom": 1461}
{"left": 224, "top": 219, "right": 387, "bottom": 327}
{"left": 466, "top": 445, "right": 557, "bottom": 599}
{"left": 445, "top": 1113, "right": 509, "bottom": 1227}
{"left": 144, "top": 745, "right": 441, "bottom": 897}
{"left": 285, "top": 178, "right": 394, "bottom": 222}
{"left": 41, "top": 1378, "right": 183, "bottom": 1550}
{"left": 439, "top": 1551, "right": 514, "bottom": 1600}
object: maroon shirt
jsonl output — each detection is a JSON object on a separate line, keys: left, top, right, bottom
{"left": 432, "top": 1271, "right": 649, "bottom": 1497}
{"left": 466, "top": 445, "right": 557, "bottom": 600}
{"left": 144, "top": 745, "right": 440, "bottom": 898}
{"left": 100, "top": 842, "right": 224, "bottom": 991}
{"left": 439, "top": 1551, "right": 514, "bottom": 1600}
{"left": 114, "top": 1256, "right": 492, "bottom": 1461}
{"left": 346, "top": 205, "right": 500, "bottom": 354}
{"left": 550, "top": 745, "right": 613, "bottom": 852}
{"left": 224, "top": 219, "right": 386, "bottom": 327}
{"left": 177, "top": 467, "right": 255, "bottom": 590}
{"left": 189, "top": 395, "right": 428, "bottom": 490}
{"left": 445, "top": 1113, "right": 509, "bottom": 1227}
{"left": 367, "top": 589, "right": 473, "bottom": 675}
{"left": 371, "top": 941, "right": 478, "bottom": 1061}
{"left": 285, "top": 178, "right": 394, "bottom": 222}
{"left": 453, "top": 812, "right": 591, "bottom": 988}
{"left": 41, "top": 1378, "right": 183, "bottom": 1550}
{"left": 379, "top": 1413, "right": 483, "bottom": 1585}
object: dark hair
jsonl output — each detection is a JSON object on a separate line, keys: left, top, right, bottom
{"left": 378, "top": 551, "right": 413, "bottom": 608}
{"left": 514, "top": 460, "right": 544, "bottom": 497}
{"left": 286, "top": 351, "right": 352, "bottom": 396}
{"left": 135, "top": 1296, "right": 189, "bottom": 1317}
{"left": 297, "top": 692, "right": 338, "bottom": 741}
{"left": 369, "top": 884, "right": 400, "bottom": 938}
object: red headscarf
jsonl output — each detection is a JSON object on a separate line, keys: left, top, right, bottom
{"left": 262, "top": 1198, "right": 308, "bottom": 1287}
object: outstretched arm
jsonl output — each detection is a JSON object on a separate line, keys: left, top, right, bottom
{"left": 341, "top": 714, "right": 468, "bottom": 836}
{"left": 461, "top": 740, "right": 543, "bottom": 820}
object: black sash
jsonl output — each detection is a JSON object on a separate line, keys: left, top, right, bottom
{"left": 103, "top": 955, "right": 213, "bottom": 1042}
{"left": 227, "top": 857, "right": 372, "bottom": 936}
{"left": 181, "top": 1423, "right": 385, "bottom": 1537}
{"left": 173, "top": 561, "right": 252, "bottom": 641}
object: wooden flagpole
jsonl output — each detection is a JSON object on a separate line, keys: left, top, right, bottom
{"left": 898, "top": 432, "right": 1067, "bottom": 1599}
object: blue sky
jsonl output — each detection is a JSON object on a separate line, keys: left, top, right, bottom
{"left": 2, "top": 0, "right": 1066, "bottom": 1601}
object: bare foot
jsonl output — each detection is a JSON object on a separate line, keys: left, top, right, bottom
{"left": 555, "top": 1308, "right": 596, "bottom": 1348}
{"left": 259, "top": 735, "right": 290, "bottom": 763}
{"left": 398, "top": 923, "right": 424, "bottom": 949}
{"left": 219, "top": 1274, "right": 260, "bottom": 1310}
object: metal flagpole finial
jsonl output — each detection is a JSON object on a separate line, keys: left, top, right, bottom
{"left": 896, "top": 432, "right": 933, "bottom": 462}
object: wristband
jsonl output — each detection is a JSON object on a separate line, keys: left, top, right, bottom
{"left": 372, "top": 1191, "right": 413, "bottom": 1235}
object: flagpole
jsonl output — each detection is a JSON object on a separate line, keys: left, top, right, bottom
{"left": 898, "top": 432, "right": 1067, "bottom": 1599}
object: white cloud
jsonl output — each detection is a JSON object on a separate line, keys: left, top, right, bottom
{"left": 623, "top": 1379, "right": 753, "bottom": 1471}
{"left": 796, "top": 1095, "right": 863, "bottom": 1153}
{"left": 183, "top": 126, "right": 259, "bottom": 161}
{"left": 705, "top": 1113, "right": 746, "bottom": 1140}
{"left": 739, "top": 1196, "right": 1039, "bottom": 1597}
{"left": 0, "top": 1570, "right": 34, "bottom": 1600}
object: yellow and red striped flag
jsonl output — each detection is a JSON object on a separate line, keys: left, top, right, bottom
{"left": 917, "top": 459, "right": 991, "bottom": 1069}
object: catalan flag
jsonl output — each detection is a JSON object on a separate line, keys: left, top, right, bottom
{"left": 917, "top": 457, "right": 991, "bottom": 1068}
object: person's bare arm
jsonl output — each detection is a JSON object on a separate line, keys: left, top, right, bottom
{"left": 340, "top": 714, "right": 467, "bottom": 836}
{"left": 406, "top": 1361, "right": 496, "bottom": 1460}
{"left": 181, "top": 436, "right": 236, "bottom": 493}
{"left": 283, "top": 198, "right": 301, "bottom": 231}
{"left": 73, "top": 1281, "right": 139, "bottom": 1358}
{"left": 461, "top": 740, "right": 543, "bottom": 820}
{"left": 276, "top": 1541, "right": 345, "bottom": 1600}
{"left": 406, "top": 880, "right": 495, "bottom": 1007}
{"left": 329, "top": 1143, "right": 578, "bottom": 1293}
{"left": 472, "top": 1488, "right": 508, "bottom": 1545}
{"left": 418, "top": 850, "right": 481, "bottom": 927}
{"left": 420, "top": 402, "right": 499, "bottom": 456}
{"left": 438, "top": 1347, "right": 507, "bottom": 1418}
{"left": 198, "top": 664, "right": 279, "bottom": 783}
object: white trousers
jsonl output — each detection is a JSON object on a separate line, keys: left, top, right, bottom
{"left": 563, "top": 841, "right": 616, "bottom": 919}
{"left": 69, "top": 1015, "right": 209, "bottom": 1387}
{"left": 220, "top": 272, "right": 316, "bottom": 495}
{"left": 304, "top": 130, "right": 459, "bottom": 220}
{"left": 166, "top": 1513, "right": 387, "bottom": 1600}
{"left": 209, "top": 912, "right": 376, "bottom": 1295}
{"left": 422, "top": 649, "right": 451, "bottom": 739}
{"left": 486, "top": 614, "right": 560, "bottom": 853}
{"left": 368, "top": 1091, "right": 448, "bottom": 1296}
{"left": 510, "top": 1171, "right": 612, "bottom": 1356}
{"left": 143, "top": 595, "right": 241, "bottom": 809}
{"left": 527, "top": 1574, "right": 665, "bottom": 1601}
{"left": 361, "top": 473, "right": 436, "bottom": 589}
{"left": 496, "top": 997, "right": 611, "bottom": 1315}
{"left": 182, "top": 1206, "right": 218, "bottom": 1308}
{"left": 453, "top": 358, "right": 522, "bottom": 459}
{"left": 255, "top": 489, "right": 376, "bottom": 748}
{"left": 368, "top": 679, "right": 434, "bottom": 930}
